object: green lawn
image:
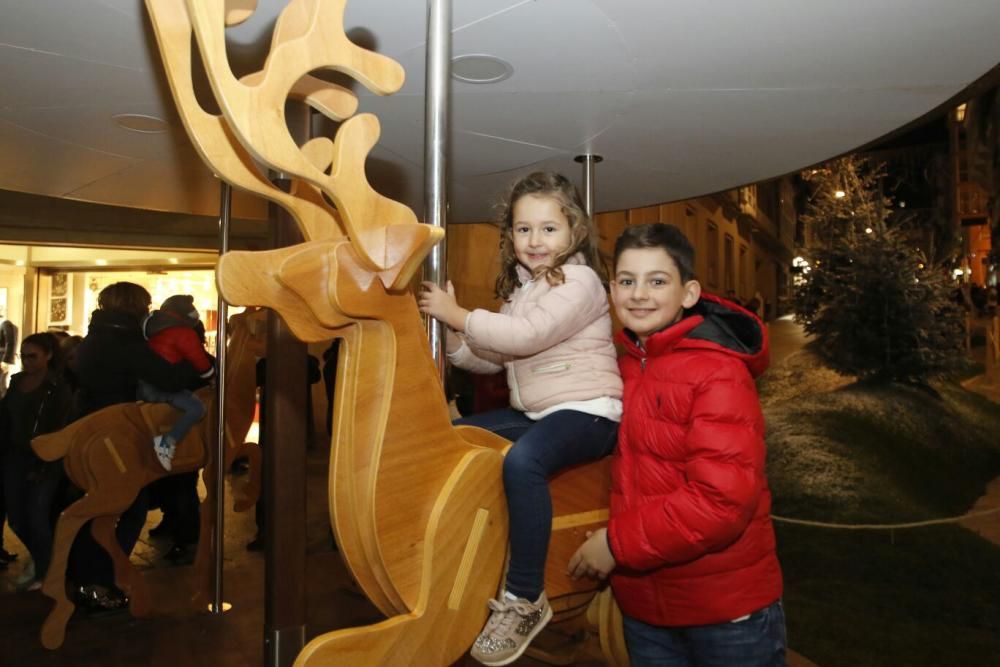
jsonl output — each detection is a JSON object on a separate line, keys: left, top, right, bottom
{"left": 761, "top": 353, "right": 1000, "bottom": 666}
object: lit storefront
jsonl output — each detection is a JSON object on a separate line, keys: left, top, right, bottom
{"left": 0, "top": 243, "right": 222, "bottom": 371}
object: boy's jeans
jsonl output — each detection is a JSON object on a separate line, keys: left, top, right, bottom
{"left": 622, "top": 600, "right": 787, "bottom": 667}
{"left": 137, "top": 380, "right": 206, "bottom": 446}
{"left": 454, "top": 407, "right": 618, "bottom": 600}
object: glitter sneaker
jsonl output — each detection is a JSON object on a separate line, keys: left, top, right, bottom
{"left": 470, "top": 591, "right": 552, "bottom": 666}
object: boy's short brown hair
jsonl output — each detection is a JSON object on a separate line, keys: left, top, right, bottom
{"left": 613, "top": 223, "right": 696, "bottom": 282}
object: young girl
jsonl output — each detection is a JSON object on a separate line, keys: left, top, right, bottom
{"left": 419, "top": 170, "right": 622, "bottom": 666}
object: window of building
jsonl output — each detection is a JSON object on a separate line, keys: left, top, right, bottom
{"left": 739, "top": 244, "right": 749, "bottom": 297}
{"left": 724, "top": 234, "right": 735, "bottom": 292}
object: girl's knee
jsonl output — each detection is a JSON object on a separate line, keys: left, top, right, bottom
{"left": 502, "top": 446, "right": 543, "bottom": 482}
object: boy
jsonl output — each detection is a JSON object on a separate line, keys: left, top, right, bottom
{"left": 140, "top": 295, "right": 214, "bottom": 471}
{"left": 569, "top": 223, "right": 785, "bottom": 666}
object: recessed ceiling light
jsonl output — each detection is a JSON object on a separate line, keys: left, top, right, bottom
{"left": 112, "top": 113, "right": 168, "bottom": 134}
{"left": 451, "top": 54, "right": 513, "bottom": 84}
{"left": 95, "top": 259, "right": 108, "bottom": 266}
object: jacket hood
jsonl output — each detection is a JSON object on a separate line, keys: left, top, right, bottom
{"left": 88, "top": 308, "right": 142, "bottom": 333}
{"left": 144, "top": 309, "right": 196, "bottom": 339}
{"left": 617, "top": 293, "right": 769, "bottom": 378}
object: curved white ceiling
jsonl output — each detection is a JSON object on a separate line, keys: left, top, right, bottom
{"left": 0, "top": 0, "right": 998, "bottom": 223}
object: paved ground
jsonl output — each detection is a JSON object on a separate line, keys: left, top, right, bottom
{"left": 767, "top": 315, "right": 811, "bottom": 366}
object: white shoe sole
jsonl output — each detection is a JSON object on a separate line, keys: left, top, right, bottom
{"left": 474, "top": 604, "right": 553, "bottom": 667}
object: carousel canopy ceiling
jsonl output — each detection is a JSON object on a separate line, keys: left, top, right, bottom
{"left": 0, "top": 0, "right": 998, "bottom": 224}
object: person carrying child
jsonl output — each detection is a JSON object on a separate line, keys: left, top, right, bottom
{"left": 419, "top": 170, "right": 622, "bottom": 666}
{"left": 139, "top": 295, "right": 215, "bottom": 471}
{"left": 569, "top": 223, "right": 785, "bottom": 666}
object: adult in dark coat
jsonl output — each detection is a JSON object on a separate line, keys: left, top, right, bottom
{"left": 67, "top": 282, "right": 199, "bottom": 611}
{"left": 1, "top": 332, "right": 73, "bottom": 587}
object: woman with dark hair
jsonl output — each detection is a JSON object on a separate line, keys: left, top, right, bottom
{"left": 67, "top": 282, "right": 200, "bottom": 611}
{"left": 0, "top": 332, "right": 73, "bottom": 590}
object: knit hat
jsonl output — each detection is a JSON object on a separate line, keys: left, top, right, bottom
{"left": 144, "top": 294, "right": 200, "bottom": 338}
{"left": 160, "top": 294, "right": 199, "bottom": 324}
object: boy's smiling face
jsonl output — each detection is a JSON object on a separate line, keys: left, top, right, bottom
{"left": 612, "top": 247, "right": 701, "bottom": 345}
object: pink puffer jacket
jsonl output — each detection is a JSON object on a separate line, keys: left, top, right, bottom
{"left": 449, "top": 258, "right": 622, "bottom": 413}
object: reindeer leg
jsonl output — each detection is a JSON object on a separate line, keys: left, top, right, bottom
{"left": 296, "top": 448, "right": 507, "bottom": 667}
{"left": 40, "top": 497, "right": 103, "bottom": 650}
{"left": 90, "top": 515, "right": 151, "bottom": 617}
{"left": 231, "top": 441, "right": 261, "bottom": 512}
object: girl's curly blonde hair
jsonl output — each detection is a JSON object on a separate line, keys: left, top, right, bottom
{"left": 493, "top": 171, "right": 607, "bottom": 300}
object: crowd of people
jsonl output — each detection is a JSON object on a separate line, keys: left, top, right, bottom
{"left": 0, "top": 283, "right": 211, "bottom": 610}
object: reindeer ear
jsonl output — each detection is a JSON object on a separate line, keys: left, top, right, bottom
{"left": 217, "top": 246, "right": 345, "bottom": 342}
{"left": 377, "top": 225, "right": 445, "bottom": 291}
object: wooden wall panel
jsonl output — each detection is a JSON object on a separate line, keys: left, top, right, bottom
{"left": 595, "top": 210, "right": 627, "bottom": 270}
{"left": 446, "top": 223, "right": 502, "bottom": 313}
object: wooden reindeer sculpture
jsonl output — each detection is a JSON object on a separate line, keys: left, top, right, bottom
{"left": 145, "top": 0, "right": 628, "bottom": 664}
{"left": 31, "top": 307, "right": 267, "bottom": 650}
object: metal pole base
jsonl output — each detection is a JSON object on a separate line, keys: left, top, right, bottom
{"left": 265, "top": 625, "right": 306, "bottom": 667}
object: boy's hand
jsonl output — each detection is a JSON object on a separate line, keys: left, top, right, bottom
{"left": 418, "top": 281, "right": 469, "bottom": 332}
{"left": 568, "top": 528, "right": 616, "bottom": 580}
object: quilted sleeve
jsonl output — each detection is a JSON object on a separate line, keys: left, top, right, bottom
{"left": 464, "top": 267, "right": 607, "bottom": 357}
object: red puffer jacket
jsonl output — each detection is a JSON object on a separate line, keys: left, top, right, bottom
{"left": 607, "top": 294, "right": 782, "bottom": 626}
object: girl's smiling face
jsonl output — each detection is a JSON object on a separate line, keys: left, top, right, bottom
{"left": 510, "top": 194, "right": 573, "bottom": 274}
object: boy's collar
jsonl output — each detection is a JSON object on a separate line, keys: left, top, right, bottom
{"left": 618, "top": 310, "right": 704, "bottom": 356}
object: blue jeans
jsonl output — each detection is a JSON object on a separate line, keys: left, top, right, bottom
{"left": 455, "top": 407, "right": 618, "bottom": 600}
{"left": 137, "top": 381, "right": 205, "bottom": 445}
{"left": 623, "top": 601, "right": 787, "bottom": 667}
{"left": 3, "top": 448, "right": 62, "bottom": 578}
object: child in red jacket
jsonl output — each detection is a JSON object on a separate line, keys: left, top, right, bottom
{"left": 569, "top": 223, "right": 785, "bottom": 666}
{"left": 139, "top": 295, "right": 215, "bottom": 471}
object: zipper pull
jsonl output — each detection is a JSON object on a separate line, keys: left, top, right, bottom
{"left": 641, "top": 357, "right": 647, "bottom": 371}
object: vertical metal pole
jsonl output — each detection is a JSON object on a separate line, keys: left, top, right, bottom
{"left": 423, "top": 0, "right": 452, "bottom": 380}
{"left": 574, "top": 154, "right": 603, "bottom": 219}
{"left": 264, "top": 101, "right": 309, "bottom": 667}
{"left": 212, "top": 181, "right": 231, "bottom": 614}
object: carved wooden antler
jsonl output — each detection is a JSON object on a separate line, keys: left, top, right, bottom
{"left": 181, "top": 0, "right": 438, "bottom": 277}
{"left": 147, "top": 0, "right": 345, "bottom": 241}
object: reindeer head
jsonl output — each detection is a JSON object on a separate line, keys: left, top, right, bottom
{"left": 147, "top": 0, "right": 441, "bottom": 339}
